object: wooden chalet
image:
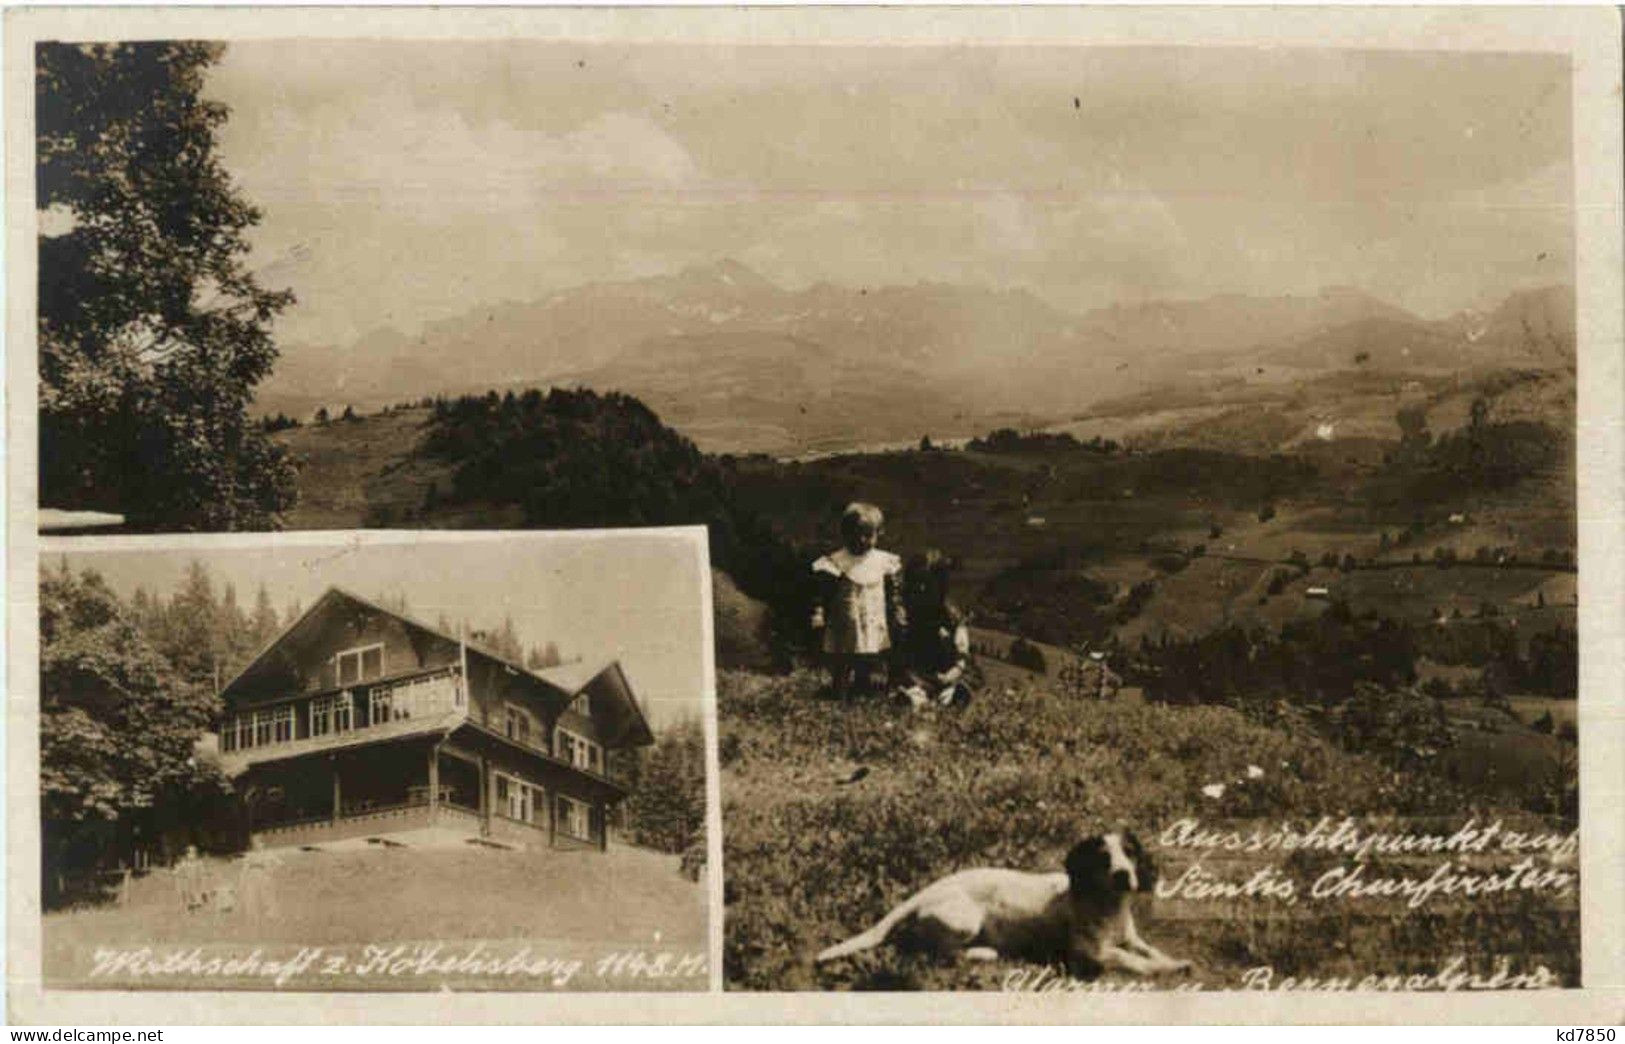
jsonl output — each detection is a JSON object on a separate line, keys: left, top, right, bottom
{"left": 215, "top": 587, "right": 655, "bottom": 852}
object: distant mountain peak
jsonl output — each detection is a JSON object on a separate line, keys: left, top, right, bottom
{"left": 255, "top": 270, "right": 1569, "bottom": 453}
{"left": 673, "top": 258, "right": 778, "bottom": 292}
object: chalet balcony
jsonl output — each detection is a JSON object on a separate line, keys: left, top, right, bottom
{"left": 218, "top": 666, "right": 467, "bottom": 774}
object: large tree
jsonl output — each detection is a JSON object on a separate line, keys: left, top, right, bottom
{"left": 37, "top": 42, "right": 296, "bottom": 529}
{"left": 40, "top": 562, "right": 226, "bottom": 903}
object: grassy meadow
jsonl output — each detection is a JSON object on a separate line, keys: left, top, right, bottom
{"left": 44, "top": 842, "right": 709, "bottom": 991}
{"left": 719, "top": 669, "right": 1579, "bottom": 992}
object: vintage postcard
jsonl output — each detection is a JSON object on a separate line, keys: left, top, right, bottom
{"left": 6, "top": 3, "right": 1622, "bottom": 1026}
{"left": 23, "top": 529, "right": 716, "bottom": 997}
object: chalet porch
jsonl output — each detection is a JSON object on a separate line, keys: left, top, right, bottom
{"left": 239, "top": 732, "right": 617, "bottom": 853}
{"left": 251, "top": 800, "right": 488, "bottom": 851}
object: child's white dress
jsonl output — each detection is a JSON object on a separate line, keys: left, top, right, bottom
{"left": 812, "top": 548, "right": 904, "bottom": 655}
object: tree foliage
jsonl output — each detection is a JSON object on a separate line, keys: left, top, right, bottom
{"left": 619, "top": 718, "right": 707, "bottom": 855}
{"left": 479, "top": 616, "right": 525, "bottom": 663}
{"left": 525, "top": 641, "right": 564, "bottom": 670}
{"left": 40, "top": 561, "right": 227, "bottom": 901}
{"left": 975, "top": 567, "right": 1114, "bottom": 648}
{"left": 1372, "top": 403, "right": 1566, "bottom": 515}
{"left": 425, "top": 388, "right": 732, "bottom": 528}
{"left": 37, "top": 42, "right": 296, "bottom": 529}
{"left": 423, "top": 387, "right": 809, "bottom": 647}
{"left": 1331, "top": 683, "right": 1455, "bottom": 770}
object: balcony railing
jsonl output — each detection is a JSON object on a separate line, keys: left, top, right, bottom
{"left": 219, "top": 667, "right": 466, "bottom": 763}
{"left": 249, "top": 800, "right": 601, "bottom": 851}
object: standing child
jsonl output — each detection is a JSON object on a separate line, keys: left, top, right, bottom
{"left": 172, "top": 845, "right": 205, "bottom": 913}
{"left": 811, "top": 502, "right": 906, "bottom": 699}
{"left": 239, "top": 835, "right": 282, "bottom": 923}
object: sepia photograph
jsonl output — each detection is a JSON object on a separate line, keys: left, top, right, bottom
{"left": 33, "top": 530, "right": 713, "bottom": 992}
{"left": 7, "top": 3, "right": 1622, "bottom": 1025}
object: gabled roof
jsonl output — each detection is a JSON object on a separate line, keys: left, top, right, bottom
{"left": 536, "top": 660, "right": 605, "bottom": 694}
{"left": 218, "top": 586, "right": 451, "bottom": 702}
{"left": 552, "top": 660, "right": 656, "bottom": 749}
{"left": 219, "top": 586, "right": 655, "bottom": 746}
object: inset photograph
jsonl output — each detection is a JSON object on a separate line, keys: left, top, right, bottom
{"left": 16, "top": 22, "right": 1600, "bottom": 1009}
{"left": 35, "top": 529, "right": 712, "bottom": 992}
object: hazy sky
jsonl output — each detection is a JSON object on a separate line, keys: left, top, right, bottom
{"left": 48, "top": 531, "right": 709, "bottom": 729}
{"left": 206, "top": 41, "right": 1574, "bottom": 348}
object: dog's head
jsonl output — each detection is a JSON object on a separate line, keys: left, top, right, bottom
{"left": 1064, "top": 831, "right": 1157, "bottom": 896}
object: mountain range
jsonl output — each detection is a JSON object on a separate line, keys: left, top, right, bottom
{"left": 254, "top": 260, "right": 1574, "bottom": 455}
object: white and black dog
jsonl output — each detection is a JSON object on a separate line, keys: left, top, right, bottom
{"left": 815, "top": 831, "right": 1190, "bottom": 979}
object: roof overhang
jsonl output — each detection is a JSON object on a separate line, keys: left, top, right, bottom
{"left": 554, "top": 661, "right": 655, "bottom": 748}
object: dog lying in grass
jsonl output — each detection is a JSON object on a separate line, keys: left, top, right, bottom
{"left": 815, "top": 831, "right": 1191, "bottom": 979}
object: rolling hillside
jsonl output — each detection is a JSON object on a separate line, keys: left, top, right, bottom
{"left": 271, "top": 359, "right": 1575, "bottom": 665}
{"left": 45, "top": 841, "right": 709, "bottom": 991}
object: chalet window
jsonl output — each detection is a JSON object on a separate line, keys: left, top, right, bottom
{"left": 335, "top": 643, "right": 385, "bottom": 688}
{"left": 254, "top": 711, "right": 274, "bottom": 747}
{"left": 234, "top": 706, "right": 292, "bottom": 749}
{"left": 504, "top": 703, "right": 536, "bottom": 747}
{"left": 495, "top": 773, "right": 541, "bottom": 824}
{"left": 554, "top": 726, "right": 603, "bottom": 774}
{"left": 310, "top": 693, "right": 353, "bottom": 737}
{"left": 558, "top": 795, "right": 592, "bottom": 841}
{"left": 220, "top": 723, "right": 236, "bottom": 752}
{"left": 369, "top": 687, "right": 398, "bottom": 725}
{"left": 568, "top": 693, "right": 589, "bottom": 717}
{"left": 271, "top": 706, "right": 294, "bottom": 743}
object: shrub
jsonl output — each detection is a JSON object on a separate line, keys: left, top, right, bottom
{"left": 1149, "top": 553, "right": 1189, "bottom": 575}
{"left": 1331, "top": 684, "right": 1454, "bottom": 770}
{"left": 1007, "top": 638, "right": 1048, "bottom": 673}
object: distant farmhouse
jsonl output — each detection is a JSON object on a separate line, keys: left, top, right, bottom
{"left": 216, "top": 587, "right": 653, "bottom": 852}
